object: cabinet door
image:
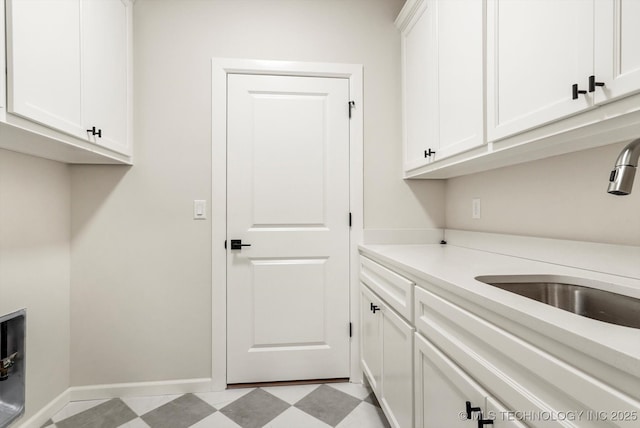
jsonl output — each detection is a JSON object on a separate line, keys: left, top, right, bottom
{"left": 437, "top": 0, "right": 484, "bottom": 160}
{"left": 361, "top": 285, "right": 383, "bottom": 393}
{"left": 414, "top": 332, "right": 487, "bottom": 428}
{"left": 400, "top": 0, "right": 439, "bottom": 172}
{"left": 485, "top": 396, "right": 528, "bottom": 428}
{"left": 82, "top": 0, "right": 132, "bottom": 155}
{"left": 6, "top": 0, "right": 84, "bottom": 138}
{"left": 381, "top": 306, "right": 414, "bottom": 428}
{"left": 594, "top": 0, "right": 640, "bottom": 104}
{"left": 486, "top": 0, "right": 594, "bottom": 141}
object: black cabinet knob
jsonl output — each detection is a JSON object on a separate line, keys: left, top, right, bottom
{"left": 466, "top": 401, "right": 481, "bottom": 419}
{"left": 86, "top": 126, "right": 102, "bottom": 138}
{"left": 589, "top": 75, "right": 605, "bottom": 92}
{"left": 478, "top": 418, "right": 494, "bottom": 427}
{"left": 370, "top": 303, "right": 380, "bottom": 313}
{"left": 572, "top": 84, "right": 587, "bottom": 100}
{"left": 424, "top": 148, "right": 436, "bottom": 158}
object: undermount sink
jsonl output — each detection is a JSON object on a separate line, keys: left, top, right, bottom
{"left": 475, "top": 275, "right": 640, "bottom": 329}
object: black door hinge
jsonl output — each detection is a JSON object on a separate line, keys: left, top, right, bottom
{"left": 224, "top": 240, "right": 227, "bottom": 249}
{"left": 349, "top": 212, "right": 352, "bottom": 227}
{"left": 348, "top": 101, "right": 355, "bottom": 119}
{"left": 349, "top": 322, "right": 352, "bottom": 338}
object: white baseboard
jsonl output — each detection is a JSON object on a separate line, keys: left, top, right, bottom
{"left": 14, "top": 389, "right": 70, "bottom": 428}
{"left": 15, "top": 378, "right": 213, "bottom": 428}
{"left": 363, "top": 228, "right": 444, "bottom": 245}
{"left": 445, "top": 229, "right": 640, "bottom": 280}
{"left": 68, "top": 378, "right": 213, "bottom": 401}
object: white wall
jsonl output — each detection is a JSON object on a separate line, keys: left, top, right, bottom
{"left": 69, "top": 0, "right": 443, "bottom": 386}
{"left": 445, "top": 141, "right": 640, "bottom": 246}
{"left": 0, "top": 149, "right": 70, "bottom": 421}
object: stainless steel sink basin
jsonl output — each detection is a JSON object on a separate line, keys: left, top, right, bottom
{"left": 475, "top": 276, "right": 640, "bottom": 329}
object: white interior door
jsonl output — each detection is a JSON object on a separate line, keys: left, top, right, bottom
{"left": 226, "top": 73, "right": 351, "bottom": 384}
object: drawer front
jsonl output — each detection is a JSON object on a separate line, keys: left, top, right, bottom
{"left": 360, "top": 256, "right": 414, "bottom": 321}
{"left": 415, "top": 285, "right": 640, "bottom": 428}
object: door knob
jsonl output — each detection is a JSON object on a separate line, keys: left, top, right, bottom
{"left": 230, "top": 239, "right": 251, "bottom": 250}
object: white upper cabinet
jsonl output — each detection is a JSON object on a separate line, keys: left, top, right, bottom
{"left": 487, "top": 0, "right": 640, "bottom": 142}
{"left": 398, "top": 0, "right": 484, "bottom": 174}
{"left": 7, "top": 0, "right": 84, "bottom": 138}
{"left": 82, "top": 0, "right": 132, "bottom": 155}
{"left": 399, "top": 0, "right": 438, "bottom": 172}
{"left": 5, "top": 0, "right": 132, "bottom": 159}
{"left": 436, "top": 0, "right": 484, "bottom": 161}
{"left": 594, "top": 0, "right": 640, "bottom": 104}
{"left": 486, "top": 0, "right": 594, "bottom": 141}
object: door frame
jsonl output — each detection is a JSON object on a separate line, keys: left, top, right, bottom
{"left": 211, "top": 58, "right": 363, "bottom": 390}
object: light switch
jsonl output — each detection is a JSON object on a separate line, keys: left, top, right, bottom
{"left": 194, "top": 200, "right": 207, "bottom": 220}
{"left": 472, "top": 198, "right": 481, "bottom": 219}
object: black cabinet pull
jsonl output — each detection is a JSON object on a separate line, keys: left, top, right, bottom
{"left": 370, "top": 303, "right": 380, "bottom": 313}
{"left": 466, "top": 401, "right": 481, "bottom": 419}
{"left": 230, "top": 239, "right": 251, "bottom": 250}
{"left": 572, "top": 84, "right": 587, "bottom": 100}
{"left": 87, "top": 126, "right": 102, "bottom": 138}
{"left": 589, "top": 75, "right": 605, "bottom": 92}
{"left": 478, "top": 418, "right": 494, "bottom": 427}
{"left": 424, "top": 148, "right": 436, "bottom": 158}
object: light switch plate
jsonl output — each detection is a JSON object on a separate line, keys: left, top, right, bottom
{"left": 194, "top": 200, "right": 207, "bottom": 220}
{"left": 472, "top": 198, "right": 481, "bottom": 219}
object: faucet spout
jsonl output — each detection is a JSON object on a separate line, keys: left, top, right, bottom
{"left": 608, "top": 138, "right": 640, "bottom": 195}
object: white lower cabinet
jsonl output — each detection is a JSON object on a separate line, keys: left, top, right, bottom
{"left": 360, "top": 251, "right": 640, "bottom": 428}
{"left": 361, "top": 284, "right": 414, "bottom": 428}
{"left": 414, "top": 332, "right": 525, "bottom": 428}
{"left": 361, "top": 284, "right": 383, "bottom": 392}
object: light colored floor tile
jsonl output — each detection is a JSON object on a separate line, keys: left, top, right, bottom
{"left": 328, "top": 382, "right": 371, "bottom": 400}
{"left": 51, "top": 399, "right": 110, "bottom": 423}
{"left": 335, "top": 402, "right": 390, "bottom": 428}
{"left": 118, "top": 417, "right": 151, "bottom": 428}
{"left": 121, "top": 394, "right": 182, "bottom": 416}
{"left": 195, "top": 388, "right": 254, "bottom": 409}
{"left": 189, "top": 412, "right": 242, "bottom": 428}
{"left": 261, "top": 384, "right": 320, "bottom": 405}
{"left": 265, "top": 406, "right": 331, "bottom": 428}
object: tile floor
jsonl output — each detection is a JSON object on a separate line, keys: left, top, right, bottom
{"left": 42, "top": 382, "right": 391, "bottom": 428}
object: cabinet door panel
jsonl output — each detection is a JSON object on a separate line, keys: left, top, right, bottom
{"left": 414, "top": 332, "right": 486, "bottom": 428}
{"left": 82, "top": 0, "right": 131, "bottom": 155}
{"left": 381, "top": 307, "right": 413, "bottom": 428}
{"left": 7, "top": 0, "right": 84, "bottom": 138}
{"left": 437, "top": 0, "right": 484, "bottom": 159}
{"left": 485, "top": 396, "right": 528, "bottom": 428}
{"left": 487, "top": 0, "right": 594, "bottom": 141}
{"left": 402, "top": 0, "right": 438, "bottom": 171}
{"left": 361, "top": 285, "right": 382, "bottom": 393}
{"left": 594, "top": 0, "right": 640, "bottom": 103}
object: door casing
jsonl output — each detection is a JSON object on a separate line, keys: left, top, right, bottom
{"left": 212, "top": 58, "right": 363, "bottom": 390}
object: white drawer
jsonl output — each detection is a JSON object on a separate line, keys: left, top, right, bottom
{"left": 360, "top": 256, "right": 414, "bottom": 321}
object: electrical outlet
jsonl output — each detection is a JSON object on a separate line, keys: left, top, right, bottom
{"left": 472, "top": 198, "right": 481, "bottom": 219}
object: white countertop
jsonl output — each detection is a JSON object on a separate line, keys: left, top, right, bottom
{"left": 359, "top": 243, "right": 640, "bottom": 377}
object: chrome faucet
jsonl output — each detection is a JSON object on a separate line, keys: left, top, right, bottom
{"left": 608, "top": 138, "right": 640, "bottom": 195}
